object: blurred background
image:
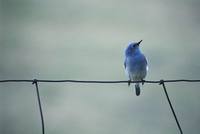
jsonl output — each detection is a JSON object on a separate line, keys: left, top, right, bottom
{"left": 1, "top": 0, "right": 200, "bottom": 134}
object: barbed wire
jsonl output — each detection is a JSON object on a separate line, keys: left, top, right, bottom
{"left": 159, "top": 80, "right": 183, "bottom": 134}
{"left": 1, "top": 79, "right": 200, "bottom": 83}
{"left": 2, "top": 79, "right": 199, "bottom": 134}
{"left": 32, "top": 80, "right": 45, "bottom": 134}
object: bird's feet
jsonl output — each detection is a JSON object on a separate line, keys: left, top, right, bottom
{"left": 141, "top": 79, "right": 145, "bottom": 85}
{"left": 128, "top": 80, "right": 131, "bottom": 86}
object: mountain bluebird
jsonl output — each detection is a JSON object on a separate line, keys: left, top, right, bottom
{"left": 124, "top": 40, "right": 148, "bottom": 96}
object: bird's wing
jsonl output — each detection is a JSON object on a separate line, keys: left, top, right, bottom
{"left": 144, "top": 56, "right": 148, "bottom": 71}
{"left": 124, "top": 58, "right": 127, "bottom": 69}
{"left": 143, "top": 54, "right": 148, "bottom": 66}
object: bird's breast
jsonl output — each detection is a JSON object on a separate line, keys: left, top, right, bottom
{"left": 125, "top": 54, "right": 147, "bottom": 80}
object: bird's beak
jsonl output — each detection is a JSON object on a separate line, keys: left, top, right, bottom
{"left": 137, "top": 40, "right": 143, "bottom": 46}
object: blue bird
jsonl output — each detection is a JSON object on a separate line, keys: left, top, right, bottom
{"left": 124, "top": 40, "right": 148, "bottom": 96}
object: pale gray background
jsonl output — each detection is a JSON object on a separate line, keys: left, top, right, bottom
{"left": 1, "top": 0, "right": 200, "bottom": 134}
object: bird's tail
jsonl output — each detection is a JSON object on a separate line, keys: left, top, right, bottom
{"left": 135, "top": 83, "right": 140, "bottom": 96}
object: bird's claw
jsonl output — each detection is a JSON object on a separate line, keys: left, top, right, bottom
{"left": 128, "top": 80, "right": 131, "bottom": 86}
{"left": 141, "top": 79, "right": 145, "bottom": 85}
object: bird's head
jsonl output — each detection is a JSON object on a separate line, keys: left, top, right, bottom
{"left": 125, "top": 40, "right": 142, "bottom": 55}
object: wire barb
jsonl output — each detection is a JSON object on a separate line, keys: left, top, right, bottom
{"left": 159, "top": 79, "right": 164, "bottom": 85}
{"left": 160, "top": 81, "right": 183, "bottom": 134}
{"left": 32, "top": 79, "right": 45, "bottom": 134}
{"left": 32, "top": 79, "right": 38, "bottom": 85}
